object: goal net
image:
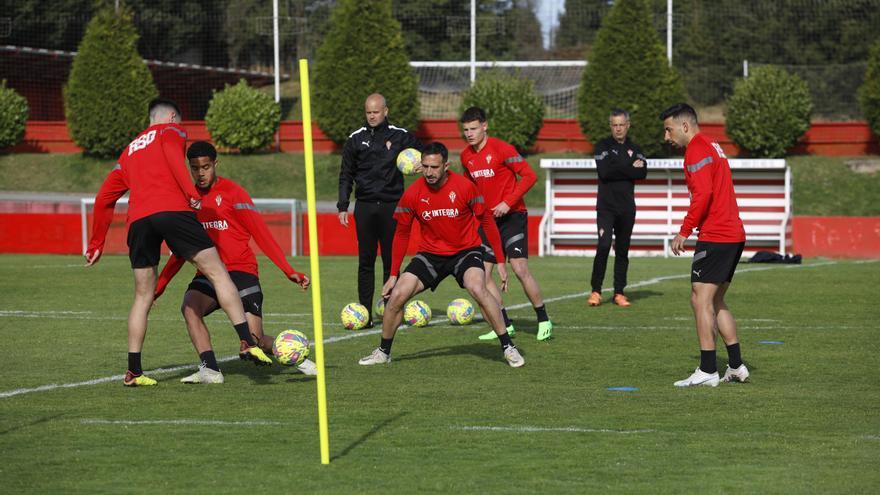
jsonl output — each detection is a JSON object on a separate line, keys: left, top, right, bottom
{"left": 80, "top": 197, "right": 302, "bottom": 257}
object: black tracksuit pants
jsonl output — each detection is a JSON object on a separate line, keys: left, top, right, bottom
{"left": 354, "top": 200, "right": 397, "bottom": 319}
{"left": 590, "top": 208, "right": 636, "bottom": 295}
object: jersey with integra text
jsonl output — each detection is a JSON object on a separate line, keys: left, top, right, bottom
{"left": 680, "top": 132, "right": 745, "bottom": 242}
{"left": 460, "top": 136, "right": 537, "bottom": 214}
{"left": 395, "top": 171, "right": 486, "bottom": 255}
{"left": 187, "top": 177, "right": 294, "bottom": 277}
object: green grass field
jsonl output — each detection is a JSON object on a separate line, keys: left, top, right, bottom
{"left": 1, "top": 254, "right": 878, "bottom": 493}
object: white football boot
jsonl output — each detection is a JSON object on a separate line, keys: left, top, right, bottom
{"left": 503, "top": 346, "right": 525, "bottom": 368}
{"left": 296, "top": 359, "right": 318, "bottom": 376}
{"left": 180, "top": 366, "right": 224, "bottom": 384}
{"left": 721, "top": 364, "right": 750, "bottom": 383}
{"left": 673, "top": 368, "right": 720, "bottom": 387}
{"left": 358, "top": 348, "right": 391, "bottom": 366}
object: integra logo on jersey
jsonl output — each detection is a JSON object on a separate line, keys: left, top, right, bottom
{"left": 421, "top": 208, "right": 460, "bottom": 221}
{"left": 201, "top": 220, "right": 229, "bottom": 231}
{"left": 470, "top": 168, "right": 495, "bottom": 179}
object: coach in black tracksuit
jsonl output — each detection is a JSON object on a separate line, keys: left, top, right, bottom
{"left": 588, "top": 109, "right": 648, "bottom": 307}
{"left": 338, "top": 93, "right": 421, "bottom": 325}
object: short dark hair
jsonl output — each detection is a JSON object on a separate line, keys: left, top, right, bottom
{"left": 187, "top": 141, "right": 217, "bottom": 161}
{"left": 659, "top": 103, "right": 698, "bottom": 124}
{"left": 610, "top": 108, "right": 630, "bottom": 121}
{"left": 149, "top": 97, "right": 182, "bottom": 120}
{"left": 460, "top": 106, "right": 487, "bottom": 124}
{"left": 421, "top": 142, "right": 448, "bottom": 163}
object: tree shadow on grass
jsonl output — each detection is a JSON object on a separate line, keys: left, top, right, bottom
{"left": 0, "top": 413, "right": 65, "bottom": 436}
{"left": 332, "top": 411, "right": 408, "bottom": 461}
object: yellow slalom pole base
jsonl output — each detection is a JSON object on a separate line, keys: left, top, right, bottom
{"left": 299, "top": 58, "right": 330, "bottom": 465}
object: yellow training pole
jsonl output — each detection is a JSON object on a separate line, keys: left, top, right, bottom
{"left": 299, "top": 58, "right": 330, "bottom": 465}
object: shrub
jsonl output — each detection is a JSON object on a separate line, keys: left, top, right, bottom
{"left": 577, "top": 0, "right": 686, "bottom": 157}
{"left": 64, "top": 4, "right": 158, "bottom": 157}
{"left": 460, "top": 70, "right": 544, "bottom": 152}
{"left": 313, "top": 0, "right": 419, "bottom": 145}
{"left": 859, "top": 40, "right": 880, "bottom": 137}
{"left": 725, "top": 66, "right": 812, "bottom": 158}
{"left": 205, "top": 80, "right": 281, "bottom": 154}
{"left": 0, "top": 81, "right": 29, "bottom": 149}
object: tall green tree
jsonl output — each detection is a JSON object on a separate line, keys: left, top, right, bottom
{"left": 64, "top": 2, "right": 158, "bottom": 157}
{"left": 554, "top": 0, "right": 609, "bottom": 50}
{"left": 577, "top": 0, "right": 685, "bottom": 157}
{"left": 313, "top": 0, "right": 419, "bottom": 145}
{"left": 859, "top": 40, "right": 880, "bottom": 137}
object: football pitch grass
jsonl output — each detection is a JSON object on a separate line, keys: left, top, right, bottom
{"left": 1, "top": 254, "right": 878, "bottom": 494}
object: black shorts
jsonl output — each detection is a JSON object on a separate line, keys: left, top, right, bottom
{"left": 187, "top": 271, "right": 263, "bottom": 317}
{"left": 127, "top": 211, "right": 214, "bottom": 269}
{"left": 478, "top": 211, "right": 528, "bottom": 263}
{"left": 691, "top": 241, "right": 745, "bottom": 284}
{"left": 404, "top": 246, "right": 485, "bottom": 291}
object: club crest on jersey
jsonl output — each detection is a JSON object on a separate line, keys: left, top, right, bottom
{"left": 386, "top": 141, "right": 392, "bottom": 150}
{"left": 627, "top": 149, "right": 633, "bottom": 157}
{"left": 486, "top": 155, "right": 492, "bottom": 164}
{"left": 448, "top": 191, "right": 456, "bottom": 203}
{"left": 215, "top": 194, "right": 222, "bottom": 206}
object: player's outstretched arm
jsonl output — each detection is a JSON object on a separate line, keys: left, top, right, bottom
{"left": 155, "top": 254, "right": 186, "bottom": 299}
{"left": 336, "top": 139, "right": 357, "bottom": 217}
{"left": 85, "top": 167, "right": 128, "bottom": 266}
{"left": 233, "top": 190, "right": 308, "bottom": 289}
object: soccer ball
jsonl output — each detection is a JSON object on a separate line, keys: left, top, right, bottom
{"left": 447, "top": 298, "right": 475, "bottom": 325}
{"left": 404, "top": 300, "right": 431, "bottom": 327}
{"left": 272, "top": 330, "right": 310, "bottom": 366}
{"left": 375, "top": 298, "right": 386, "bottom": 317}
{"left": 396, "top": 148, "right": 421, "bottom": 175}
{"left": 341, "top": 302, "right": 369, "bottom": 330}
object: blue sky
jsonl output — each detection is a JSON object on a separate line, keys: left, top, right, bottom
{"left": 536, "top": 0, "right": 564, "bottom": 48}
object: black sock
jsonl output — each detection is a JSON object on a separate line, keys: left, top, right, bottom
{"left": 498, "top": 331, "right": 514, "bottom": 350}
{"left": 726, "top": 343, "right": 743, "bottom": 369}
{"left": 234, "top": 322, "right": 256, "bottom": 346}
{"left": 128, "top": 352, "right": 142, "bottom": 375}
{"left": 700, "top": 350, "right": 717, "bottom": 374}
{"left": 199, "top": 351, "right": 220, "bottom": 372}
{"left": 379, "top": 338, "right": 394, "bottom": 355}
{"left": 534, "top": 305, "right": 549, "bottom": 322}
{"left": 501, "top": 308, "right": 511, "bottom": 327}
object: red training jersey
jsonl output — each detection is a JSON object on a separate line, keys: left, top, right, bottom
{"left": 389, "top": 171, "right": 505, "bottom": 276}
{"left": 154, "top": 177, "right": 300, "bottom": 297}
{"left": 87, "top": 123, "right": 201, "bottom": 256}
{"left": 679, "top": 132, "right": 746, "bottom": 242}
{"left": 460, "top": 136, "right": 537, "bottom": 214}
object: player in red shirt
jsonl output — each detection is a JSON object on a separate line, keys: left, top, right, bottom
{"left": 85, "top": 99, "right": 273, "bottom": 387}
{"left": 152, "top": 141, "right": 312, "bottom": 383}
{"left": 357, "top": 142, "right": 525, "bottom": 368}
{"left": 459, "top": 107, "right": 553, "bottom": 342}
{"left": 662, "top": 103, "right": 749, "bottom": 388}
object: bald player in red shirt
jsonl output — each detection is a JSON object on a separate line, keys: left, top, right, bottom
{"left": 661, "top": 103, "right": 749, "bottom": 388}
{"left": 459, "top": 106, "right": 553, "bottom": 342}
{"left": 357, "top": 142, "right": 525, "bottom": 368}
{"left": 86, "top": 99, "right": 272, "bottom": 387}
{"left": 154, "top": 141, "right": 313, "bottom": 384}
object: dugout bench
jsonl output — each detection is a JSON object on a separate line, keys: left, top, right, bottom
{"left": 538, "top": 159, "right": 791, "bottom": 257}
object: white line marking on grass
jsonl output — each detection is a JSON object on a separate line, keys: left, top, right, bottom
{"left": 81, "top": 419, "right": 285, "bottom": 426}
{"left": 0, "top": 260, "right": 843, "bottom": 399}
{"left": 456, "top": 425, "right": 655, "bottom": 434}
